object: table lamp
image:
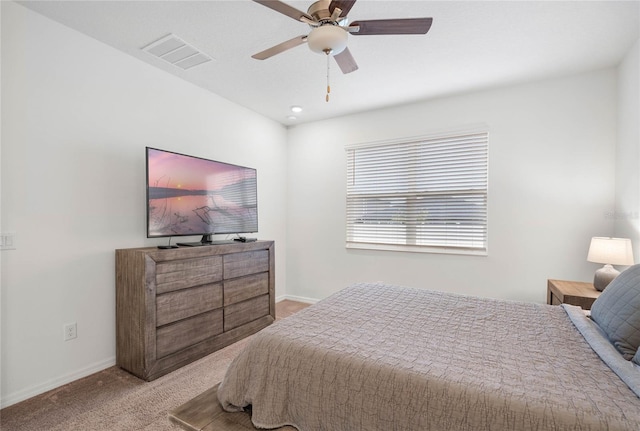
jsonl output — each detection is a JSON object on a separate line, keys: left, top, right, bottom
{"left": 587, "top": 237, "right": 634, "bottom": 291}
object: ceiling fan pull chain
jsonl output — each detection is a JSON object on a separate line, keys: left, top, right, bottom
{"left": 326, "top": 51, "right": 331, "bottom": 102}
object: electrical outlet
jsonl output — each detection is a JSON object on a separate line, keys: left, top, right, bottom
{"left": 64, "top": 322, "right": 77, "bottom": 341}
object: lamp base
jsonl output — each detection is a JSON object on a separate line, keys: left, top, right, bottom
{"left": 593, "top": 264, "right": 620, "bottom": 291}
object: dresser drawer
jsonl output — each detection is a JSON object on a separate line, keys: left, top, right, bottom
{"left": 224, "top": 250, "right": 269, "bottom": 279}
{"left": 156, "top": 256, "right": 223, "bottom": 294}
{"left": 224, "top": 272, "right": 269, "bottom": 306}
{"left": 224, "top": 294, "right": 270, "bottom": 331}
{"left": 156, "top": 283, "right": 223, "bottom": 326}
{"left": 156, "top": 309, "right": 223, "bottom": 358}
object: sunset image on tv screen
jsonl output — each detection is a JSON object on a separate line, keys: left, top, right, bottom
{"left": 146, "top": 148, "right": 257, "bottom": 237}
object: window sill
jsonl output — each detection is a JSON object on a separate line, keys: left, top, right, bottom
{"left": 345, "top": 242, "right": 487, "bottom": 256}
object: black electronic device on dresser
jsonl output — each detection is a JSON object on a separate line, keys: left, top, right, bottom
{"left": 146, "top": 147, "right": 258, "bottom": 247}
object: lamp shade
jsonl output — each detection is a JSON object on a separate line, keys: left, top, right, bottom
{"left": 587, "top": 237, "right": 634, "bottom": 265}
{"left": 307, "top": 25, "right": 348, "bottom": 55}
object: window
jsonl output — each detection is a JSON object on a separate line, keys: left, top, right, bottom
{"left": 345, "top": 130, "right": 488, "bottom": 255}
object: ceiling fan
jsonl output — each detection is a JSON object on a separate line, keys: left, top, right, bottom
{"left": 251, "top": 0, "right": 433, "bottom": 75}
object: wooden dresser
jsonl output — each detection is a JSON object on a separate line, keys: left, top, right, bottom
{"left": 116, "top": 241, "right": 275, "bottom": 381}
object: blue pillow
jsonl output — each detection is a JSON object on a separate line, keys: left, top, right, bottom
{"left": 590, "top": 264, "right": 640, "bottom": 360}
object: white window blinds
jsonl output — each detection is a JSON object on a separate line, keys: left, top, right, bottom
{"left": 346, "top": 131, "right": 488, "bottom": 254}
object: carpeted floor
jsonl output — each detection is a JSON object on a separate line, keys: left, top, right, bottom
{"left": 0, "top": 300, "right": 309, "bottom": 431}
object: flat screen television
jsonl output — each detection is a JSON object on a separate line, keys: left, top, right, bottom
{"left": 146, "top": 147, "right": 257, "bottom": 245}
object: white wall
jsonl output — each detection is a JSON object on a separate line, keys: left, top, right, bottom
{"left": 286, "top": 69, "right": 618, "bottom": 304}
{"left": 0, "top": 0, "right": 4, "bottom": 406}
{"left": 0, "top": 2, "right": 288, "bottom": 407}
{"left": 615, "top": 38, "right": 640, "bottom": 253}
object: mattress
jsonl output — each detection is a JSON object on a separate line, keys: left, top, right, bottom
{"left": 218, "top": 283, "right": 640, "bottom": 430}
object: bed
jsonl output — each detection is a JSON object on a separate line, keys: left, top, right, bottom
{"left": 217, "top": 268, "right": 640, "bottom": 430}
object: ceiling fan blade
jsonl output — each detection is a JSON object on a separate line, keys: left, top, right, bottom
{"left": 252, "top": 35, "right": 308, "bottom": 60}
{"left": 334, "top": 47, "right": 358, "bottom": 74}
{"left": 252, "top": 0, "right": 313, "bottom": 22}
{"left": 350, "top": 18, "right": 433, "bottom": 35}
{"left": 329, "top": 0, "right": 357, "bottom": 17}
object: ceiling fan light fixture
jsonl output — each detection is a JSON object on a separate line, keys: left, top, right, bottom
{"left": 307, "top": 25, "right": 348, "bottom": 55}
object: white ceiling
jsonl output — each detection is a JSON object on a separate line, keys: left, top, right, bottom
{"left": 18, "top": 0, "right": 640, "bottom": 126}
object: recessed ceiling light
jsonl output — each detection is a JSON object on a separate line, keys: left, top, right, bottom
{"left": 290, "top": 106, "right": 303, "bottom": 113}
{"left": 287, "top": 115, "right": 298, "bottom": 121}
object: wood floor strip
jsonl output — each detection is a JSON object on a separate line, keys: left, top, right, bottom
{"left": 169, "top": 383, "right": 295, "bottom": 431}
{"left": 169, "top": 385, "right": 221, "bottom": 430}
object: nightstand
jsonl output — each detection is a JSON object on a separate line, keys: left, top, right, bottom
{"left": 547, "top": 279, "right": 601, "bottom": 310}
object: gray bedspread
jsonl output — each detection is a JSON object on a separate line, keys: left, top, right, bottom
{"left": 218, "top": 283, "right": 640, "bottom": 430}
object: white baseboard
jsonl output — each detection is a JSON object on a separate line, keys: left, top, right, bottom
{"left": 1, "top": 296, "right": 318, "bottom": 408}
{"left": 0, "top": 357, "right": 116, "bottom": 409}
{"left": 276, "top": 294, "right": 319, "bottom": 304}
